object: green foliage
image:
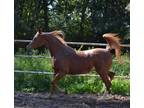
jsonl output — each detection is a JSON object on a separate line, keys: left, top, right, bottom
{"left": 111, "top": 78, "right": 130, "bottom": 95}
{"left": 112, "top": 54, "right": 130, "bottom": 76}
{"left": 15, "top": 73, "right": 52, "bottom": 92}
{"left": 15, "top": 57, "right": 52, "bottom": 71}
{"left": 15, "top": 49, "right": 52, "bottom": 71}
{"left": 15, "top": 73, "right": 130, "bottom": 95}
{"left": 15, "top": 0, "right": 130, "bottom": 42}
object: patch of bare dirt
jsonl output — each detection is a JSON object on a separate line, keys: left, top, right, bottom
{"left": 15, "top": 92, "right": 130, "bottom": 108}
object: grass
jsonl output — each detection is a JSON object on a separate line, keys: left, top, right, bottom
{"left": 14, "top": 49, "right": 130, "bottom": 95}
{"left": 14, "top": 73, "right": 130, "bottom": 95}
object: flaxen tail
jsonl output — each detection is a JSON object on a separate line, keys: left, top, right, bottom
{"left": 103, "top": 33, "right": 123, "bottom": 64}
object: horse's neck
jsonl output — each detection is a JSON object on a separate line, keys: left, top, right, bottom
{"left": 46, "top": 39, "right": 75, "bottom": 57}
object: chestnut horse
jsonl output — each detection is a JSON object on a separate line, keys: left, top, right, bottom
{"left": 27, "top": 30, "right": 122, "bottom": 94}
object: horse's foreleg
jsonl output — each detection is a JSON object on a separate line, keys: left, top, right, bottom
{"left": 50, "top": 73, "right": 65, "bottom": 94}
{"left": 101, "top": 74, "right": 112, "bottom": 94}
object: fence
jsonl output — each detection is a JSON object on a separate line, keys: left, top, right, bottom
{"left": 14, "top": 40, "right": 130, "bottom": 79}
{"left": 14, "top": 70, "right": 129, "bottom": 79}
{"left": 14, "top": 40, "right": 130, "bottom": 47}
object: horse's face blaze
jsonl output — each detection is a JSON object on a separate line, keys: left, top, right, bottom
{"left": 27, "top": 32, "right": 45, "bottom": 49}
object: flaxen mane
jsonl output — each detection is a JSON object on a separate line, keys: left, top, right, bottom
{"left": 51, "top": 30, "right": 67, "bottom": 45}
{"left": 51, "top": 30, "right": 65, "bottom": 39}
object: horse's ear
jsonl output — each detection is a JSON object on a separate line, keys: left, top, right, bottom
{"left": 36, "top": 28, "right": 42, "bottom": 34}
{"left": 38, "top": 28, "right": 42, "bottom": 34}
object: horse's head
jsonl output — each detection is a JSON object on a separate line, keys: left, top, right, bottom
{"left": 26, "top": 30, "right": 67, "bottom": 55}
{"left": 27, "top": 29, "right": 46, "bottom": 49}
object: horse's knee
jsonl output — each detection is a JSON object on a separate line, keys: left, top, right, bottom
{"left": 51, "top": 81, "right": 56, "bottom": 90}
{"left": 51, "top": 81, "right": 55, "bottom": 86}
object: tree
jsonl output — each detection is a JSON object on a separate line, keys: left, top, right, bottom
{"left": 15, "top": 0, "right": 130, "bottom": 43}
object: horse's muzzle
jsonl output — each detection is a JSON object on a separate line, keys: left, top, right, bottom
{"left": 26, "top": 44, "right": 31, "bottom": 49}
{"left": 26, "top": 44, "right": 32, "bottom": 55}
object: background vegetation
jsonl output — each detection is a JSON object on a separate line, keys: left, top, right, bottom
{"left": 15, "top": 0, "right": 130, "bottom": 43}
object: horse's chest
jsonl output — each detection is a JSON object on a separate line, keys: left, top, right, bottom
{"left": 52, "top": 57, "right": 69, "bottom": 71}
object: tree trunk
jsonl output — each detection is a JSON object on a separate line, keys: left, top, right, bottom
{"left": 79, "top": 0, "right": 88, "bottom": 39}
{"left": 43, "top": 0, "right": 49, "bottom": 31}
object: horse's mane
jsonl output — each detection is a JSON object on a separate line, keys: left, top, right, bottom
{"left": 51, "top": 30, "right": 65, "bottom": 39}
{"left": 50, "top": 30, "right": 67, "bottom": 45}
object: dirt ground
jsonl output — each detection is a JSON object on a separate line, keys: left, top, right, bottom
{"left": 15, "top": 92, "right": 130, "bottom": 108}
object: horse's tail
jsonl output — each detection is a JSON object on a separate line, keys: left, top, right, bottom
{"left": 103, "top": 33, "right": 123, "bottom": 64}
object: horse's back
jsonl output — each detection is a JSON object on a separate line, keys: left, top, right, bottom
{"left": 67, "top": 48, "right": 112, "bottom": 74}
{"left": 78, "top": 48, "right": 112, "bottom": 60}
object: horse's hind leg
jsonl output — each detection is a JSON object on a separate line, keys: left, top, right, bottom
{"left": 95, "top": 67, "right": 112, "bottom": 94}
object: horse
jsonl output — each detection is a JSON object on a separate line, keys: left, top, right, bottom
{"left": 27, "top": 30, "right": 122, "bottom": 95}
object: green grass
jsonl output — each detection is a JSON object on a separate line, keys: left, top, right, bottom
{"left": 15, "top": 57, "right": 53, "bottom": 71}
{"left": 14, "top": 73, "right": 130, "bottom": 95}
{"left": 14, "top": 49, "right": 130, "bottom": 95}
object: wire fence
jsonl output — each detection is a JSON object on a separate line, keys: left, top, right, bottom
{"left": 14, "top": 70, "right": 130, "bottom": 79}
{"left": 15, "top": 55, "right": 51, "bottom": 58}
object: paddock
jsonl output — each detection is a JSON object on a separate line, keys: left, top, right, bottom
{"left": 15, "top": 92, "right": 130, "bottom": 108}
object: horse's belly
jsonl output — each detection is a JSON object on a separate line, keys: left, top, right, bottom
{"left": 68, "top": 64, "right": 93, "bottom": 74}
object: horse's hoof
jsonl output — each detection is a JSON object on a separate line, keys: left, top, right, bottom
{"left": 57, "top": 88, "right": 66, "bottom": 94}
{"left": 98, "top": 93, "right": 109, "bottom": 100}
{"left": 48, "top": 94, "right": 53, "bottom": 99}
